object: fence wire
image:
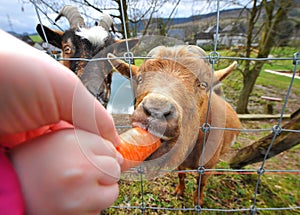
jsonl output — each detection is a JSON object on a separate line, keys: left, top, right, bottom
{"left": 31, "top": 0, "right": 300, "bottom": 214}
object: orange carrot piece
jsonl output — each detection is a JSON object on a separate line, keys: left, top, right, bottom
{"left": 116, "top": 127, "right": 161, "bottom": 171}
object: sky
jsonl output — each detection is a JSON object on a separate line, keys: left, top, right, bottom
{"left": 0, "top": 0, "right": 38, "bottom": 34}
{"left": 0, "top": 0, "right": 245, "bottom": 34}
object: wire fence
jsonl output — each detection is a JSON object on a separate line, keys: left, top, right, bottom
{"left": 31, "top": 0, "right": 300, "bottom": 214}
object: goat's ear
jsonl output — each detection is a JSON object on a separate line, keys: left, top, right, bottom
{"left": 111, "top": 38, "right": 139, "bottom": 54}
{"left": 36, "top": 24, "right": 63, "bottom": 49}
{"left": 107, "top": 53, "right": 139, "bottom": 78}
{"left": 214, "top": 61, "right": 237, "bottom": 84}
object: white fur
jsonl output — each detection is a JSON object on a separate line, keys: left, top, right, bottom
{"left": 76, "top": 26, "right": 109, "bottom": 46}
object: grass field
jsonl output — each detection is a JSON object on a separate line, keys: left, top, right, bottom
{"left": 29, "top": 34, "right": 43, "bottom": 43}
{"left": 103, "top": 123, "right": 299, "bottom": 214}
{"left": 103, "top": 47, "right": 299, "bottom": 214}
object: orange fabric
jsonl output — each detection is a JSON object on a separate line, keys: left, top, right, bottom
{"left": 0, "top": 121, "right": 72, "bottom": 215}
{"left": 0, "top": 121, "right": 73, "bottom": 148}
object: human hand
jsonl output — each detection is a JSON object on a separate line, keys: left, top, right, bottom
{"left": 0, "top": 30, "right": 122, "bottom": 214}
{"left": 0, "top": 30, "right": 120, "bottom": 146}
{"left": 11, "top": 128, "right": 122, "bottom": 215}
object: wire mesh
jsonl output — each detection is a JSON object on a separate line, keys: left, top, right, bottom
{"left": 31, "top": 0, "right": 300, "bottom": 214}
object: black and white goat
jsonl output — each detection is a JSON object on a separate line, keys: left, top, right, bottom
{"left": 36, "top": 5, "right": 138, "bottom": 107}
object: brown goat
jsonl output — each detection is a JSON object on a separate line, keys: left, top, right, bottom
{"left": 108, "top": 45, "right": 241, "bottom": 205}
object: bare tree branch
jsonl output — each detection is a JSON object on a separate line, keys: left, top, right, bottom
{"left": 165, "top": 0, "right": 182, "bottom": 34}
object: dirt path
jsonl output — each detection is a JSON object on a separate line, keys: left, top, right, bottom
{"left": 264, "top": 69, "right": 300, "bottom": 79}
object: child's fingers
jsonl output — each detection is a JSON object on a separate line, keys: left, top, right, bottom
{"left": 90, "top": 183, "right": 119, "bottom": 212}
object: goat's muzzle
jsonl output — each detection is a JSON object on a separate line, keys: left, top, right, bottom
{"left": 132, "top": 94, "right": 180, "bottom": 141}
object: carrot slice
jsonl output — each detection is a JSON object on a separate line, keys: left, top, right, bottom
{"left": 116, "top": 127, "right": 161, "bottom": 171}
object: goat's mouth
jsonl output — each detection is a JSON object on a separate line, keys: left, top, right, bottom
{"left": 131, "top": 98, "right": 181, "bottom": 156}
{"left": 132, "top": 119, "right": 179, "bottom": 144}
{"left": 131, "top": 120, "right": 180, "bottom": 162}
{"left": 132, "top": 122, "right": 165, "bottom": 141}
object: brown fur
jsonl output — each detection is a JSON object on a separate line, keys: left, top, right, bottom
{"left": 108, "top": 45, "right": 241, "bottom": 205}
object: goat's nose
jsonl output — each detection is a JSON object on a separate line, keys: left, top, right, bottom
{"left": 142, "top": 97, "right": 176, "bottom": 119}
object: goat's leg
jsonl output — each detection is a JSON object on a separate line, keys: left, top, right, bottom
{"left": 173, "top": 167, "right": 186, "bottom": 196}
{"left": 193, "top": 174, "right": 210, "bottom": 206}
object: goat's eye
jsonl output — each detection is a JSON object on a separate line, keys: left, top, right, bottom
{"left": 63, "top": 46, "right": 72, "bottom": 54}
{"left": 199, "top": 82, "right": 208, "bottom": 89}
{"left": 137, "top": 76, "right": 143, "bottom": 84}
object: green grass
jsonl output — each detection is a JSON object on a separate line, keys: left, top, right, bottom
{"left": 262, "top": 46, "right": 299, "bottom": 73}
{"left": 102, "top": 170, "right": 299, "bottom": 214}
{"left": 269, "top": 47, "right": 299, "bottom": 58}
{"left": 29, "top": 34, "right": 43, "bottom": 43}
{"left": 257, "top": 70, "right": 300, "bottom": 91}
{"left": 102, "top": 120, "right": 299, "bottom": 214}
{"left": 134, "top": 58, "right": 144, "bottom": 66}
{"left": 218, "top": 47, "right": 300, "bottom": 114}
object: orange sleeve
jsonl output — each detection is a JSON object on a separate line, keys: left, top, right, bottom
{"left": 0, "top": 121, "right": 73, "bottom": 149}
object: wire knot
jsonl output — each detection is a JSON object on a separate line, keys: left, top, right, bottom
{"left": 250, "top": 205, "right": 257, "bottom": 215}
{"left": 197, "top": 166, "right": 206, "bottom": 175}
{"left": 201, "top": 123, "right": 211, "bottom": 133}
{"left": 272, "top": 125, "right": 282, "bottom": 136}
{"left": 124, "top": 51, "right": 134, "bottom": 64}
{"left": 293, "top": 51, "right": 299, "bottom": 65}
{"left": 194, "top": 204, "right": 202, "bottom": 213}
{"left": 257, "top": 167, "right": 265, "bottom": 175}
{"left": 137, "top": 166, "right": 145, "bottom": 174}
{"left": 209, "top": 51, "right": 220, "bottom": 64}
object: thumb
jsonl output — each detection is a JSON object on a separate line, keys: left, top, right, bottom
{"left": 0, "top": 30, "right": 120, "bottom": 146}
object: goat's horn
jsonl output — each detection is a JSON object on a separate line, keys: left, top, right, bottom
{"left": 55, "top": 5, "right": 85, "bottom": 28}
{"left": 214, "top": 61, "right": 238, "bottom": 82}
{"left": 97, "top": 13, "right": 113, "bottom": 31}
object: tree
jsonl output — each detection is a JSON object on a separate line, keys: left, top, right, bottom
{"left": 113, "top": 0, "right": 130, "bottom": 38}
{"left": 25, "top": 0, "right": 180, "bottom": 39}
{"left": 236, "top": 0, "right": 294, "bottom": 114}
{"left": 275, "top": 20, "right": 294, "bottom": 46}
{"left": 25, "top": 0, "right": 132, "bottom": 38}
{"left": 230, "top": 108, "right": 300, "bottom": 168}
